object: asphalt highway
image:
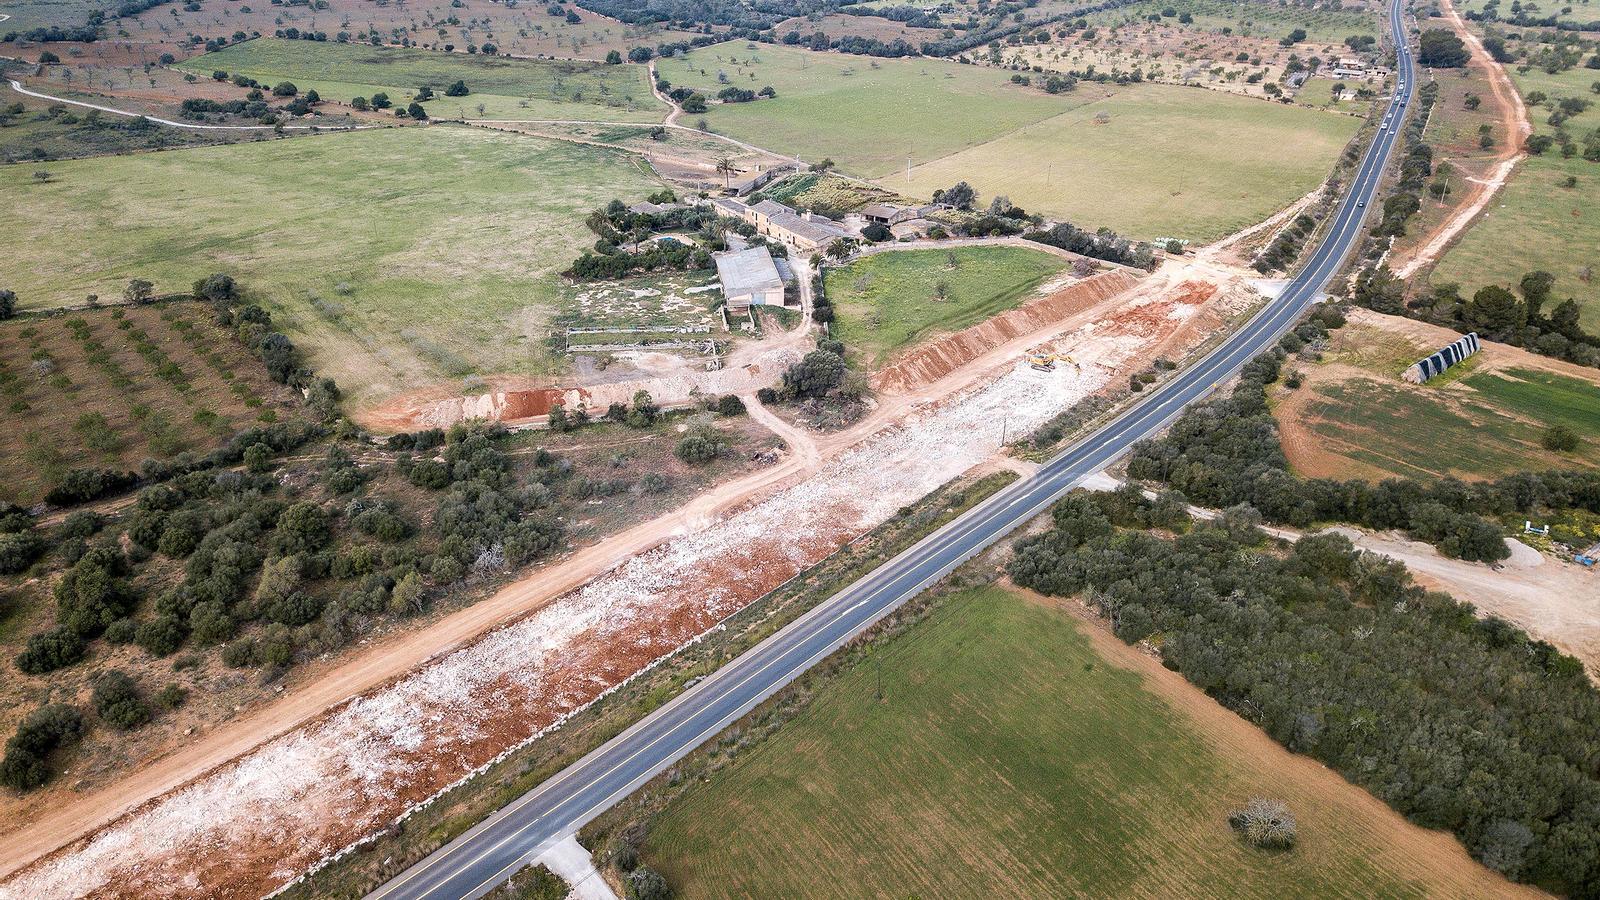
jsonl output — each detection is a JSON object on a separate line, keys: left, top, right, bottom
{"left": 370, "top": 4, "right": 1414, "bottom": 896}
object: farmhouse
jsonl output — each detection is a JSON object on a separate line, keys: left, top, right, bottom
{"left": 714, "top": 246, "right": 785, "bottom": 310}
{"left": 1330, "top": 57, "right": 1369, "bottom": 78}
{"left": 748, "top": 199, "right": 851, "bottom": 251}
{"left": 707, "top": 197, "right": 850, "bottom": 252}
{"left": 860, "top": 203, "right": 922, "bottom": 226}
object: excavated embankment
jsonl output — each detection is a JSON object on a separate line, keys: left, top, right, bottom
{"left": 872, "top": 268, "right": 1144, "bottom": 395}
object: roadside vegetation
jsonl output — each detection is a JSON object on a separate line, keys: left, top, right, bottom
{"left": 1009, "top": 487, "right": 1600, "bottom": 896}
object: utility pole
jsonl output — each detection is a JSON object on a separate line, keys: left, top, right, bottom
{"left": 875, "top": 650, "right": 884, "bottom": 702}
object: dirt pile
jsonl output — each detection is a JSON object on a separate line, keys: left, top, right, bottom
{"left": 873, "top": 269, "right": 1143, "bottom": 394}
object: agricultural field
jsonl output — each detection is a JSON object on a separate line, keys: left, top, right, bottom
{"left": 641, "top": 585, "right": 1520, "bottom": 899}
{"left": 0, "top": 304, "right": 308, "bottom": 506}
{"left": 653, "top": 41, "right": 1112, "bottom": 176}
{"left": 110, "top": 0, "right": 704, "bottom": 62}
{"left": 1086, "top": 0, "right": 1382, "bottom": 43}
{"left": 894, "top": 82, "right": 1361, "bottom": 241}
{"left": 0, "top": 126, "right": 663, "bottom": 414}
{"left": 1430, "top": 49, "right": 1600, "bottom": 329}
{"left": 177, "top": 39, "right": 664, "bottom": 121}
{"left": 1004, "top": 9, "right": 1378, "bottom": 104}
{"left": 0, "top": 91, "right": 253, "bottom": 165}
{"left": 1452, "top": 0, "right": 1600, "bottom": 27}
{"left": 824, "top": 246, "right": 1068, "bottom": 367}
{"left": 1428, "top": 35, "right": 1600, "bottom": 327}
{"left": 0, "top": 0, "right": 103, "bottom": 33}
{"left": 1272, "top": 319, "right": 1600, "bottom": 481}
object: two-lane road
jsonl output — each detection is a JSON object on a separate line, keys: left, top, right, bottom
{"left": 371, "top": 4, "right": 1415, "bottom": 896}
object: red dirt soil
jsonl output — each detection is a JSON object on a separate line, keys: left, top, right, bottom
{"left": 873, "top": 269, "right": 1143, "bottom": 394}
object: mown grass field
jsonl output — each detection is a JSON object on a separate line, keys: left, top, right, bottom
{"left": 824, "top": 246, "right": 1067, "bottom": 366}
{"left": 0, "top": 126, "right": 662, "bottom": 412}
{"left": 0, "top": 304, "right": 307, "bottom": 505}
{"left": 643, "top": 586, "right": 1520, "bottom": 899}
{"left": 1273, "top": 324, "right": 1600, "bottom": 481}
{"left": 178, "top": 39, "right": 664, "bottom": 121}
{"left": 654, "top": 41, "right": 1108, "bottom": 176}
{"left": 895, "top": 82, "right": 1360, "bottom": 241}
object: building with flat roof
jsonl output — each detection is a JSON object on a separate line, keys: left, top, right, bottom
{"left": 714, "top": 246, "right": 785, "bottom": 310}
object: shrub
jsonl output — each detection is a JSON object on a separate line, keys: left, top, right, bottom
{"left": 15, "top": 626, "right": 87, "bottom": 674}
{"left": 0, "top": 531, "right": 45, "bottom": 575}
{"left": 781, "top": 350, "right": 846, "bottom": 399}
{"left": 1230, "top": 798, "right": 1297, "bottom": 850}
{"left": 716, "top": 394, "right": 746, "bottom": 416}
{"left": 674, "top": 427, "right": 728, "bottom": 464}
{"left": 155, "top": 683, "right": 188, "bottom": 709}
{"left": 1543, "top": 424, "right": 1581, "bottom": 453}
{"left": 92, "top": 670, "right": 152, "bottom": 730}
{"left": 626, "top": 866, "right": 671, "bottom": 900}
{"left": 0, "top": 703, "right": 84, "bottom": 790}
{"left": 135, "top": 615, "right": 187, "bottom": 657}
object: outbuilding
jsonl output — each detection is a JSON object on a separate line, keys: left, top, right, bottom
{"left": 714, "top": 247, "right": 785, "bottom": 310}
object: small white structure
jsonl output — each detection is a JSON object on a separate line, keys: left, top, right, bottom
{"left": 714, "top": 247, "right": 785, "bottom": 310}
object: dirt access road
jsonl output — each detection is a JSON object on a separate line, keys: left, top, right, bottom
{"left": 1, "top": 252, "right": 1248, "bottom": 881}
{"left": 1394, "top": 0, "right": 1531, "bottom": 278}
{"left": 0, "top": 398, "right": 821, "bottom": 879}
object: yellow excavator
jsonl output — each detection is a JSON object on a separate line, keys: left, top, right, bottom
{"left": 1028, "top": 350, "right": 1077, "bottom": 372}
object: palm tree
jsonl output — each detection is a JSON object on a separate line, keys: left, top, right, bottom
{"left": 715, "top": 154, "right": 737, "bottom": 188}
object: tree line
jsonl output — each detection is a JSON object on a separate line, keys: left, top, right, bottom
{"left": 1008, "top": 488, "right": 1600, "bottom": 896}
{"left": 1125, "top": 308, "right": 1600, "bottom": 563}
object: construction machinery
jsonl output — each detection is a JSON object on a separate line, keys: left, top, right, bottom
{"left": 1027, "top": 350, "right": 1079, "bottom": 372}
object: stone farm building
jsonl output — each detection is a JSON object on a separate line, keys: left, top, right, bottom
{"left": 714, "top": 246, "right": 785, "bottom": 311}
{"left": 709, "top": 197, "right": 850, "bottom": 252}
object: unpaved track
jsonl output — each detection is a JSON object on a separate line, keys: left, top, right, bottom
{"left": 5, "top": 79, "right": 375, "bottom": 131}
{"left": 0, "top": 427, "right": 818, "bottom": 878}
{"left": 1394, "top": 0, "right": 1530, "bottom": 278}
{"left": 0, "top": 261, "right": 1174, "bottom": 880}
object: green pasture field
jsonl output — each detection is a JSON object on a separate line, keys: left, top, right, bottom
{"left": 1086, "top": 0, "right": 1381, "bottom": 43}
{"left": 1507, "top": 63, "right": 1600, "bottom": 139}
{"left": 1429, "top": 50, "right": 1600, "bottom": 328}
{"left": 893, "top": 82, "right": 1359, "bottom": 241}
{"left": 642, "top": 585, "right": 1506, "bottom": 899}
{"left": 824, "top": 246, "right": 1067, "bottom": 366}
{"left": 177, "top": 39, "right": 665, "bottom": 121}
{"left": 653, "top": 41, "right": 1108, "bottom": 176}
{"left": 1452, "top": 0, "right": 1600, "bottom": 28}
{"left": 1282, "top": 374, "right": 1600, "bottom": 481}
{"left": 1431, "top": 153, "right": 1600, "bottom": 330}
{"left": 0, "top": 126, "right": 662, "bottom": 413}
